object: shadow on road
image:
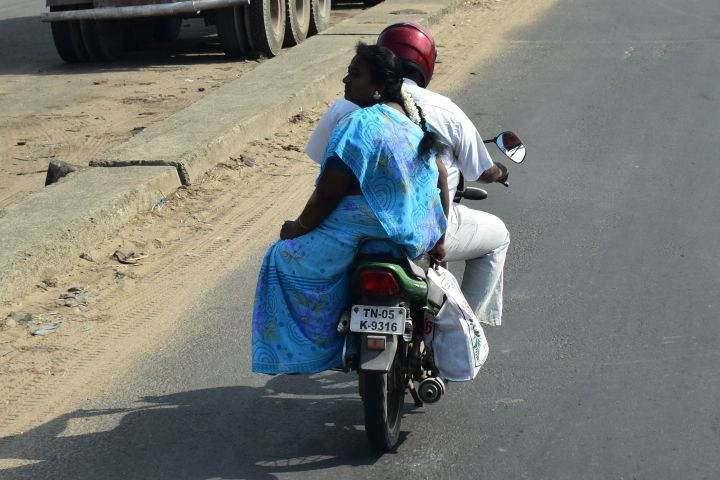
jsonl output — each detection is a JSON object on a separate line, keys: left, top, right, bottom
{"left": 0, "top": 372, "right": 417, "bottom": 479}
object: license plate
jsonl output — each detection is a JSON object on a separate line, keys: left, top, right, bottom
{"left": 350, "top": 305, "right": 406, "bottom": 335}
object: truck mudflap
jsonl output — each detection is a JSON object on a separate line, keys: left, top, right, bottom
{"left": 42, "top": 0, "right": 250, "bottom": 22}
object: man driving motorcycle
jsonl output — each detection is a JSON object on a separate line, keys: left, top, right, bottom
{"left": 305, "top": 21, "right": 510, "bottom": 326}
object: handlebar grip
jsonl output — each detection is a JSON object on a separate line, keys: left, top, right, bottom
{"left": 459, "top": 187, "right": 488, "bottom": 200}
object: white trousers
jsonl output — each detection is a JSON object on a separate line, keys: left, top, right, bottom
{"left": 443, "top": 203, "right": 509, "bottom": 326}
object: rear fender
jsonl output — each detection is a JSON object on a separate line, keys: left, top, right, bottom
{"left": 359, "top": 334, "right": 399, "bottom": 373}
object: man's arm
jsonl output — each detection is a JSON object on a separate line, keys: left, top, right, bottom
{"left": 304, "top": 98, "right": 360, "bottom": 164}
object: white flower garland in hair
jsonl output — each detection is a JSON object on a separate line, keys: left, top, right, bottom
{"left": 400, "top": 84, "right": 421, "bottom": 125}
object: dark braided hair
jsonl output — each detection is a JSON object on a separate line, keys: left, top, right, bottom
{"left": 355, "top": 42, "right": 439, "bottom": 160}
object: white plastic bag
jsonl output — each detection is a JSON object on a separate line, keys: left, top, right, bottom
{"left": 424, "top": 266, "right": 489, "bottom": 381}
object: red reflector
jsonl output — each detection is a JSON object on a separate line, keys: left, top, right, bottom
{"left": 366, "top": 335, "right": 387, "bottom": 351}
{"left": 359, "top": 270, "right": 400, "bottom": 296}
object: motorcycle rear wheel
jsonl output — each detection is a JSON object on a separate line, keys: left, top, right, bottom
{"left": 362, "top": 350, "right": 405, "bottom": 452}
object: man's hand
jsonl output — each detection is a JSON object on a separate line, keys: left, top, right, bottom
{"left": 280, "top": 220, "right": 308, "bottom": 240}
{"left": 478, "top": 161, "right": 509, "bottom": 186}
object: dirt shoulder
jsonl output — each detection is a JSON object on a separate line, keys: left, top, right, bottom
{"left": 0, "top": 0, "right": 557, "bottom": 443}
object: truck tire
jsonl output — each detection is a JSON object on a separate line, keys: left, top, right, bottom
{"left": 247, "top": 0, "right": 286, "bottom": 57}
{"left": 79, "top": 19, "right": 124, "bottom": 61}
{"left": 49, "top": 6, "right": 90, "bottom": 63}
{"left": 96, "top": 20, "right": 125, "bottom": 59}
{"left": 216, "top": 6, "right": 252, "bottom": 57}
{"left": 153, "top": 16, "right": 183, "bottom": 42}
{"left": 308, "top": 0, "right": 331, "bottom": 36}
{"left": 283, "top": 0, "right": 311, "bottom": 47}
{"left": 79, "top": 20, "right": 105, "bottom": 61}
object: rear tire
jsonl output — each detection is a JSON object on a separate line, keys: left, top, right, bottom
{"left": 362, "top": 351, "right": 405, "bottom": 452}
{"left": 49, "top": 6, "right": 90, "bottom": 63}
{"left": 283, "top": 0, "right": 311, "bottom": 47}
{"left": 79, "top": 19, "right": 106, "bottom": 61}
{"left": 308, "top": 0, "right": 330, "bottom": 35}
{"left": 216, "top": 6, "right": 252, "bottom": 57}
{"left": 152, "top": 16, "right": 182, "bottom": 42}
{"left": 95, "top": 20, "right": 125, "bottom": 59}
{"left": 247, "top": 0, "right": 287, "bottom": 57}
{"left": 247, "top": 0, "right": 286, "bottom": 57}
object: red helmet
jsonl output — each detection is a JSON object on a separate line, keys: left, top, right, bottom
{"left": 377, "top": 21, "right": 436, "bottom": 87}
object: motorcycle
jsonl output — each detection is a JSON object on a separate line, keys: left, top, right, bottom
{"left": 337, "top": 131, "right": 526, "bottom": 452}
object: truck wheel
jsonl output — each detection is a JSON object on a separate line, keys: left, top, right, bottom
{"left": 49, "top": 6, "right": 90, "bottom": 63}
{"left": 79, "top": 20, "right": 106, "bottom": 61}
{"left": 308, "top": 0, "right": 331, "bottom": 36}
{"left": 153, "top": 16, "right": 183, "bottom": 42}
{"left": 79, "top": 19, "right": 124, "bottom": 61}
{"left": 247, "top": 0, "right": 286, "bottom": 57}
{"left": 96, "top": 20, "right": 125, "bottom": 59}
{"left": 283, "top": 0, "right": 310, "bottom": 47}
{"left": 216, "top": 6, "right": 252, "bottom": 57}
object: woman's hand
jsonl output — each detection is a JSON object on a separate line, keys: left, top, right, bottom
{"left": 280, "top": 220, "right": 307, "bottom": 240}
{"left": 430, "top": 240, "right": 447, "bottom": 265}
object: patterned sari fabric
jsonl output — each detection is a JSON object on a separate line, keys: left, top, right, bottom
{"left": 252, "top": 104, "right": 446, "bottom": 374}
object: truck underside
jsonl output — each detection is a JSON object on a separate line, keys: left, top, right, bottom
{"left": 43, "top": 0, "right": 332, "bottom": 62}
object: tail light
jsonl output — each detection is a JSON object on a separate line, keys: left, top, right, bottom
{"left": 359, "top": 270, "right": 400, "bottom": 297}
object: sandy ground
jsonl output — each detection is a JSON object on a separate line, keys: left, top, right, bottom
{"left": 0, "top": 0, "right": 557, "bottom": 446}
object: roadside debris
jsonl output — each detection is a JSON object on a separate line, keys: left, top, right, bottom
{"left": 230, "top": 155, "right": 256, "bottom": 167}
{"left": 56, "top": 287, "right": 89, "bottom": 309}
{"left": 113, "top": 250, "right": 146, "bottom": 265}
{"left": 114, "top": 267, "right": 138, "bottom": 280}
{"left": 45, "top": 159, "right": 83, "bottom": 186}
{"left": 153, "top": 198, "right": 167, "bottom": 211}
{"left": 4, "top": 312, "right": 35, "bottom": 328}
{"left": 31, "top": 322, "right": 62, "bottom": 336}
{"left": 4, "top": 312, "right": 19, "bottom": 329}
{"left": 3, "top": 312, "right": 68, "bottom": 336}
{"left": 93, "top": 79, "right": 108, "bottom": 85}
{"left": 80, "top": 253, "right": 94, "bottom": 262}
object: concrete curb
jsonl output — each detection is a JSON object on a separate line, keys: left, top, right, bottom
{"left": 0, "top": 167, "right": 180, "bottom": 303}
{"left": 0, "top": 0, "right": 464, "bottom": 304}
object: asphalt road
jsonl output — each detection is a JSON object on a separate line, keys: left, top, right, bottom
{"left": 2, "top": 0, "right": 719, "bottom": 478}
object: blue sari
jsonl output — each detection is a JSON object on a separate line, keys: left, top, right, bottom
{"left": 252, "top": 104, "right": 446, "bottom": 374}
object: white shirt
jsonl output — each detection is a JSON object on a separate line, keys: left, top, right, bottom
{"left": 305, "top": 79, "right": 495, "bottom": 199}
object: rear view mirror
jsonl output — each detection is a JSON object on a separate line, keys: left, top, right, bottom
{"left": 495, "top": 131, "right": 526, "bottom": 164}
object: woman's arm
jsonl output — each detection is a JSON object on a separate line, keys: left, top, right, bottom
{"left": 280, "top": 159, "right": 355, "bottom": 239}
{"left": 430, "top": 157, "right": 450, "bottom": 262}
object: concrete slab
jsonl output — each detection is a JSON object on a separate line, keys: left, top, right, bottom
{"left": 0, "top": 167, "right": 180, "bottom": 303}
